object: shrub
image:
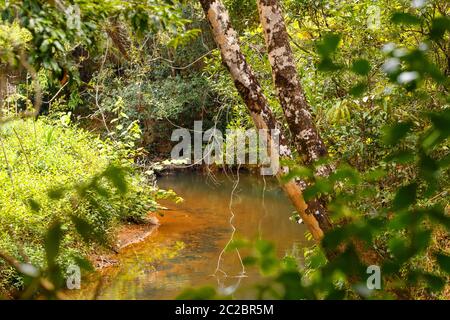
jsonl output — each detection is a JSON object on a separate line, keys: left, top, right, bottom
{"left": 0, "top": 116, "right": 167, "bottom": 294}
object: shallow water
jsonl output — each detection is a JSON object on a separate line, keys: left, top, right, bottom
{"left": 72, "top": 172, "right": 309, "bottom": 299}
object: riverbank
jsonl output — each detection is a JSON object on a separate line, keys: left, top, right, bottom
{"left": 91, "top": 213, "right": 161, "bottom": 269}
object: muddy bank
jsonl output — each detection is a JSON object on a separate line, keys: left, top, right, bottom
{"left": 92, "top": 214, "right": 161, "bottom": 269}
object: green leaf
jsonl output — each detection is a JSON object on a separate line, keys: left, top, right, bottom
{"left": 303, "top": 179, "right": 334, "bottom": 201}
{"left": 276, "top": 271, "right": 305, "bottom": 300}
{"left": 281, "top": 166, "right": 313, "bottom": 183}
{"left": 45, "top": 221, "right": 63, "bottom": 266}
{"left": 434, "top": 252, "right": 450, "bottom": 274}
{"left": 242, "top": 256, "right": 257, "bottom": 266}
{"left": 427, "top": 207, "right": 450, "bottom": 231}
{"left": 318, "top": 57, "right": 342, "bottom": 71}
{"left": 322, "top": 225, "right": 351, "bottom": 250}
{"left": 255, "top": 239, "right": 275, "bottom": 256}
{"left": 438, "top": 153, "right": 450, "bottom": 168}
{"left": 317, "top": 33, "right": 341, "bottom": 57}
{"left": 422, "top": 273, "right": 445, "bottom": 292}
{"left": 430, "top": 17, "right": 450, "bottom": 40}
{"left": 282, "top": 256, "right": 299, "bottom": 271}
{"left": 422, "top": 110, "right": 450, "bottom": 149}
{"left": 384, "top": 150, "right": 415, "bottom": 164}
{"left": 382, "top": 122, "right": 413, "bottom": 145}
{"left": 363, "top": 169, "right": 386, "bottom": 181}
{"left": 72, "top": 256, "right": 95, "bottom": 272}
{"left": 48, "top": 187, "right": 66, "bottom": 200}
{"left": 330, "top": 166, "right": 360, "bottom": 185}
{"left": 103, "top": 165, "right": 127, "bottom": 194}
{"left": 226, "top": 238, "right": 250, "bottom": 251}
{"left": 388, "top": 211, "right": 422, "bottom": 230}
{"left": 411, "top": 229, "right": 431, "bottom": 253}
{"left": 27, "top": 198, "right": 41, "bottom": 212}
{"left": 70, "top": 215, "right": 105, "bottom": 244}
{"left": 391, "top": 12, "right": 422, "bottom": 25}
{"left": 349, "top": 82, "right": 368, "bottom": 97}
{"left": 392, "top": 183, "right": 418, "bottom": 211}
{"left": 39, "top": 39, "right": 50, "bottom": 52}
{"left": 308, "top": 251, "right": 327, "bottom": 269}
{"left": 351, "top": 59, "right": 371, "bottom": 75}
{"left": 418, "top": 153, "right": 439, "bottom": 182}
{"left": 260, "top": 256, "right": 278, "bottom": 275}
{"left": 388, "top": 237, "right": 409, "bottom": 261}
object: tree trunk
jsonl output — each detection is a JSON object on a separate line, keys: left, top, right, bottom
{"left": 106, "top": 19, "right": 131, "bottom": 61}
{"left": 199, "top": 0, "right": 325, "bottom": 241}
{"left": 0, "top": 66, "right": 6, "bottom": 116}
{"left": 257, "top": 0, "right": 333, "bottom": 176}
{"left": 257, "top": 0, "right": 333, "bottom": 232}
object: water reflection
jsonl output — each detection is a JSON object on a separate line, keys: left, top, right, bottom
{"left": 73, "top": 172, "right": 310, "bottom": 300}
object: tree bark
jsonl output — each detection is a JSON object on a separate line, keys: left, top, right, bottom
{"left": 106, "top": 19, "right": 131, "bottom": 61}
{"left": 257, "top": 0, "right": 333, "bottom": 232}
{"left": 0, "top": 66, "right": 6, "bottom": 116}
{"left": 255, "top": 3, "right": 393, "bottom": 269}
{"left": 199, "top": 0, "right": 325, "bottom": 241}
{"left": 257, "top": 0, "right": 333, "bottom": 177}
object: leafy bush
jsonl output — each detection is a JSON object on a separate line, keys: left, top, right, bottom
{"left": 0, "top": 116, "right": 168, "bottom": 295}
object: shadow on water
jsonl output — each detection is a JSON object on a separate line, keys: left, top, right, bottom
{"left": 72, "top": 171, "right": 310, "bottom": 299}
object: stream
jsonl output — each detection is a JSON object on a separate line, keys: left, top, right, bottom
{"left": 72, "top": 172, "right": 310, "bottom": 299}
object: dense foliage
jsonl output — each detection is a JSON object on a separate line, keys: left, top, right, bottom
{"left": 0, "top": 0, "right": 448, "bottom": 300}
{"left": 0, "top": 117, "right": 176, "bottom": 297}
{"left": 178, "top": 0, "right": 450, "bottom": 299}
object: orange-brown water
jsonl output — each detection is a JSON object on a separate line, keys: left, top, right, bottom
{"left": 71, "top": 172, "right": 309, "bottom": 299}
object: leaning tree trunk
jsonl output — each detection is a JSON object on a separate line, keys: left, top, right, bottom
{"left": 257, "top": 0, "right": 333, "bottom": 176}
{"left": 199, "top": 0, "right": 326, "bottom": 241}
{"left": 257, "top": 0, "right": 334, "bottom": 232}
{"left": 257, "top": 1, "right": 388, "bottom": 267}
